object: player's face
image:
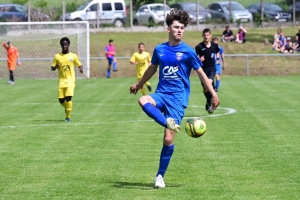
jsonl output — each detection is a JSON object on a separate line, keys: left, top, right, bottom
{"left": 61, "top": 41, "right": 69, "bottom": 51}
{"left": 138, "top": 44, "right": 145, "bottom": 52}
{"left": 202, "top": 32, "right": 211, "bottom": 42}
{"left": 167, "top": 20, "right": 185, "bottom": 41}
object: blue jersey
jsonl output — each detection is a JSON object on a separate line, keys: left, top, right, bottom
{"left": 151, "top": 41, "right": 202, "bottom": 107}
{"left": 219, "top": 46, "right": 224, "bottom": 56}
{"left": 215, "top": 46, "right": 224, "bottom": 65}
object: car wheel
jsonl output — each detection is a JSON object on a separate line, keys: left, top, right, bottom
{"left": 114, "top": 19, "right": 124, "bottom": 27}
{"left": 133, "top": 19, "right": 138, "bottom": 25}
{"left": 73, "top": 18, "right": 82, "bottom": 21}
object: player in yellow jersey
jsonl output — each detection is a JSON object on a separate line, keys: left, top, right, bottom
{"left": 51, "top": 37, "right": 83, "bottom": 122}
{"left": 130, "top": 42, "right": 152, "bottom": 95}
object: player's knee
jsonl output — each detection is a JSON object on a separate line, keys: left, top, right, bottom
{"left": 138, "top": 96, "right": 149, "bottom": 107}
{"left": 163, "top": 137, "right": 174, "bottom": 146}
{"left": 65, "top": 96, "right": 72, "bottom": 102}
{"left": 59, "top": 98, "right": 65, "bottom": 104}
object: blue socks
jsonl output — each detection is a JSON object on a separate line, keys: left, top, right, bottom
{"left": 113, "top": 62, "right": 117, "bottom": 71}
{"left": 157, "top": 144, "right": 174, "bottom": 177}
{"left": 142, "top": 103, "right": 167, "bottom": 128}
{"left": 216, "top": 80, "right": 220, "bottom": 90}
{"left": 106, "top": 68, "right": 110, "bottom": 77}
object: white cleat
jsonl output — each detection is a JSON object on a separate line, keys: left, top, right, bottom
{"left": 154, "top": 175, "right": 165, "bottom": 189}
{"left": 166, "top": 118, "right": 181, "bottom": 133}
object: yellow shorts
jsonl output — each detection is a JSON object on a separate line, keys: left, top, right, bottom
{"left": 58, "top": 87, "right": 75, "bottom": 98}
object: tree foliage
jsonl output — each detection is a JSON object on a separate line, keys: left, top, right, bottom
{"left": 132, "top": 0, "right": 172, "bottom": 11}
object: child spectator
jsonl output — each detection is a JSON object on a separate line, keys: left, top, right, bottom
{"left": 281, "top": 37, "right": 293, "bottom": 54}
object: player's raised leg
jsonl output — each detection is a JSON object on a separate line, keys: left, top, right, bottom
{"left": 113, "top": 57, "right": 117, "bottom": 71}
{"left": 138, "top": 95, "right": 180, "bottom": 133}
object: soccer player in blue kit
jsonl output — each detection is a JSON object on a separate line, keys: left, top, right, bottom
{"left": 129, "top": 9, "right": 220, "bottom": 188}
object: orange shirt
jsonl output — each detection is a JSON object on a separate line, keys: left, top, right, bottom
{"left": 2, "top": 42, "right": 19, "bottom": 70}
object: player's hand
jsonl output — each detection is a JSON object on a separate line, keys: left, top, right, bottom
{"left": 211, "top": 95, "right": 220, "bottom": 110}
{"left": 17, "top": 61, "right": 21, "bottom": 66}
{"left": 200, "top": 56, "right": 205, "bottom": 62}
{"left": 130, "top": 83, "right": 141, "bottom": 95}
{"left": 222, "top": 64, "right": 225, "bottom": 70}
{"left": 79, "top": 66, "right": 83, "bottom": 73}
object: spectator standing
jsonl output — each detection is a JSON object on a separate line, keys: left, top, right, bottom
{"left": 105, "top": 39, "right": 117, "bottom": 78}
{"left": 2, "top": 40, "right": 21, "bottom": 85}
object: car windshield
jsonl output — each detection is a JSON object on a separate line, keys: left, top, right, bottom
{"left": 223, "top": 3, "right": 245, "bottom": 11}
{"left": 76, "top": 1, "right": 91, "bottom": 11}
{"left": 182, "top": 4, "right": 205, "bottom": 11}
{"left": 150, "top": 5, "right": 170, "bottom": 11}
{"left": 15, "top": 5, "right": 26, "bottom": 12}
{"left": 265, "top": 4, "right": 284, "bottom": 12}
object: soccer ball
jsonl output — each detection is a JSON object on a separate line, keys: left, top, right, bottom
{"left": 185, "top": 117, "right": 206, "bottom": 138}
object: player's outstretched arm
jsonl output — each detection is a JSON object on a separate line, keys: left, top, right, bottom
{"left": 130, "top": 64, "right": 158, "bottom": 95}
{"left": 196, "top": 68, "right": 220, "bottom": 110}
{"left": 221, "top": 53, "right": 225, "bottom": 70}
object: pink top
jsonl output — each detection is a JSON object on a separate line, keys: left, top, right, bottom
{"left": 105, "top": 45, "right": 115, "bottom": 58}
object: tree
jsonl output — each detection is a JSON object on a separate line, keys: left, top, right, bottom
{"left": 132, "top": 0, "right": 172, "bottom": 11}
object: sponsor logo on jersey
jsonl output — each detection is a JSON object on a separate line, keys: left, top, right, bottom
{"left": 162, "top": 66, "right": 179, "bottom": 79}
{"left": 176, "top": 52, "right": 183, "bottom": 61}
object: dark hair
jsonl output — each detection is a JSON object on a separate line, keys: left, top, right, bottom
{"left": 202, "top": 28, "right": 211, "bottom": 35}
{"left": 60, "top": 37, "right": 70, "bottom": 45}
{"left": 165, "top": 9, "right": 189, "bottom": 27}
{"left": 109, "top": 39, "right": 113, "bottom": 43}
{"left": 138, "top": 42, "right": 145, "bottom": 48}
{"left": 225, "top": 25, "right": 229, "bottom": 29}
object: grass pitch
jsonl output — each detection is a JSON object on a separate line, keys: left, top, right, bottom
{"left": 0, "top": 76, "right": 299, "bottom": 199}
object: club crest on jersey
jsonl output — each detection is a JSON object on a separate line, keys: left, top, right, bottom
{"left": 69, "top": 57, "right": 73, "bottom": 62}
{"left": 176, "top": 52, "right": 183, "bottom": 61}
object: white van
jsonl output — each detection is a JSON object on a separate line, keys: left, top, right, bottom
{"left": 60, "top": 0, "right": 127, "bottom": 27}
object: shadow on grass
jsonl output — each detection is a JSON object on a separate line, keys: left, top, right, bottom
{"left": 111, "top": 181, "right": 181, "bottom": 190}
{"left": 246, "top": 34, "right": 274, "bottom": 43}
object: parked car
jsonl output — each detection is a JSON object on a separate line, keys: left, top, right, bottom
{"left": 207, "top": 1, "right": 253, "bottom": 23}
{"left": 248, "top": 3, "right": 291, "bottom": 22}
{"left": 169, "top": 2, "right": 211, "bottom": 23}
{"left": 289, "top": 2, "right": 300, "bottom": 15}
{"left": 0, "top": 4, "right": 49, "bottom": 22}
{"left": 133, "top": 3, "right": 171, "bottom": 26}
{"left": 60, "top": 0, "right": 127, "bottom": 27}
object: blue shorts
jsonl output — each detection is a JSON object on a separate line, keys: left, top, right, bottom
{"left": 150, "top": 93, "right": 185, "bottom": 125}
{"left": 216, "top": 64, "right": 222, "bottom": 75}
{"left": 107, "top": 56, "right": 114, "bottom": 65}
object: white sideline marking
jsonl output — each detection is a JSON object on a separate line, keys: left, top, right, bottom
{"left": 0, "top": 106, "right": 236, "bottom": 129}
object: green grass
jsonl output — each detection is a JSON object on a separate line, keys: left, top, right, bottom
{"left": 0, "top": 76, "right": 299, "bottom": 199}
